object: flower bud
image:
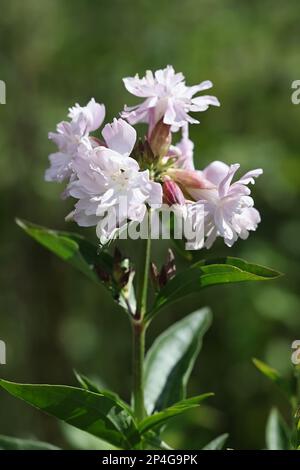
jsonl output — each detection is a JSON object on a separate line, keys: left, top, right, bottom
{"left": 149, "top": 119, "right": 171, "bottom": 157}
{"left": 163, "top": 180, "right": 185, "bottom": 206}
{"left": 150, "top": 249, "right": 176, "bottom": 291}
{"left": 159, "top": 249, "right": 176, "bottom": 287}
{"left": 150, "top": 262, "right": 160, "bottom": 292}
{"left": 166, "top": 168, "right": 215, "bottom": 189}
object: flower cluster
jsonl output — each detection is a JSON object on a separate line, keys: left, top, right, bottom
{"left": 46, "top": 65, "right": 262, "bottom": 248}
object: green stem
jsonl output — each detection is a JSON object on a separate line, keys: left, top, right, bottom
{"left": 139, "top": 231, "right": 152, "bottom": 318}
{"left": 132, "top": 320, "right": 146, "bottom": 422}
{"left": 132, "top": 215, "right": 151, "bottom": 422}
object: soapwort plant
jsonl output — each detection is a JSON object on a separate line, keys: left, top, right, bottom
{"left": 0, "top": 66, "right": 281, "bottom": 450}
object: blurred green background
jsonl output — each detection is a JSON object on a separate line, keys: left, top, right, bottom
{"left": 0, "top": 0, "right": 299, "bottom": 450}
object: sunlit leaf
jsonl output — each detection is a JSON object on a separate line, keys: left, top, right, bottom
{"left": 139, "top": 394, "right": 213, "bottom": 434}
{"left": 252, "top": 358, "right": 294, "bottom": 397}
{"left": 148, "top": 257, "right": 282, "bottom": 320}
{"left": 202, "top": 433, "right": 229, "bottom": 450}
{"left": 266, "top": 408, "right": 291, "bottom": 450}
{"left": 144, "top": 308, "right": 212, "bottom": 414}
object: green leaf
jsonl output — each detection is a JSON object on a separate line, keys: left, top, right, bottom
{"left": 74, "top": 371, "right": 134, "bottom": 418}
{"left": 61, "top": 423, "right": 118, "bottom": 450}
{"left": 144, "top": 308, "right": 212, "bottom": 414}
{"left": 74, "top": 370, "right": 103, "bottom": 394}
{"left": 202, "top": 433, "right": 229, "bottom": 450}
{"left": 252, "top": 358, "right": 293, "bottom": 397}
{"left": 16, "top": 218, "right": 112, "bottom": 284}
{"left": 266, "top": 408, "right": 291, "bottom": 450}
{"left": 148, "top": 257, "right": 281, "bottom": 320}
{"left": 139, "top": 394, "right": 213, "bottom": 435}
{"left": 0, "top": 379, "right": 139, "bottom": 449}
{"left": 0, "top": 435, "right": 60, "bottom": 450}
{"left": 16, "top": 219, "right": 136, "bottom": 314}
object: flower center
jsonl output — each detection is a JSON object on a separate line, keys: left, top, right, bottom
{"left": 111, "top": 168, "right": 130, "bottom": 189}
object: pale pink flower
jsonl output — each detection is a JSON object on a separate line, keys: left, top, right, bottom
{"left": 189, "top": 161, "right": 262, "bottom": 248}
{"left": 45, "top": 99, "right": 105, "bottom": 183}
{"left": 122, "top": 65, "right": 220, "bottom": 132}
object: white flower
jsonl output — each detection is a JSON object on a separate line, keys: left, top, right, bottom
{"left": 122, "top": 65, "right": 220, "bottom": 131}
{"left": 188, "top": 161, "right": 263, "bottom": 248}
{"left": 45, "top": 99, "right": 105, "bottom": 183}
{"left": 66, "top": 118, "right": 162, "bottom": 243}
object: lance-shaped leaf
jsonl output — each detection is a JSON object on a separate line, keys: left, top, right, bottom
{"left": 16, "top": 219, "right": 136, "bottom": 314}
{"left": 147, "top": 257, "right": 281, "bottom": 320}
{"left": 252, "top": 358, "right": 294, "bottom": 397}
{"left": 0, "top": 379, "right": 140, "bottom": 450}
{"left": 144, "top": 308, "right": 212, "bottom": 414}
{"left": 16, "top": 218, "right": 112, "bottom": 284}
{"left": 266, "top": 408, "right": 291, "bottom": 450}
{"left": 202, "top": 433, "right": 229, "bottom": 450}
{"left": 0, "top": 435, "right": 60, "bottom": 450}
{"left": 139, "top": 394, "right": 212, "bottom": 435}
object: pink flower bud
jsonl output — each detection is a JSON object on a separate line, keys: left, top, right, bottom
{"left": 149, "top": 119, "right": 171, "bottom": 157}
{"left": 163, "top": 180, "right": 186, "bottom": 206}
{"left": 166, "top": 168, "right": 215, "bottom": 189}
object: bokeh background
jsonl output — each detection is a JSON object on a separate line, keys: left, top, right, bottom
{"left": 0, "top": 0, "right": 299, "bottom": 450}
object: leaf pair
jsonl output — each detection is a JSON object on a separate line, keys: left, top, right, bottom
{"left": 0, "top": 380, "right": 211, "bottom": 450}
{"left": 0, "top": 308, "right": 213, "bottom": 449}
{"left": 16, "top": 220, "right": 281, "bottom": 323}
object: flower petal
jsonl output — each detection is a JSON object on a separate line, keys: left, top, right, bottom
{"left": 202, "top": 161, "right": 230, "bottom": 186}
{"left": 102, "top": 118, "right": 137, "bottom": 156}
